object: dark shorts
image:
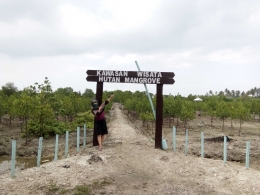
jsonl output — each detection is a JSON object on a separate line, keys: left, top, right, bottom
{"left": 94, "top": 119, "right": 108, "bottom": 135}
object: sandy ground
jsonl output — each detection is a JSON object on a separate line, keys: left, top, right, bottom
{"left": 1, "top": 103, "right": 260, "bottom": 195}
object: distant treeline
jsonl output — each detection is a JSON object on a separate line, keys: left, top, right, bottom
{"left": 0, "top": 78, "right": 259, "bottom": 141}
{"left": 204, "top": 87, "right": 260, "bottom": 98}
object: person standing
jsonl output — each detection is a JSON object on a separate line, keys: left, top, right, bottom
{"left": 91, "top": 94, "right": 114, "bottom": 151}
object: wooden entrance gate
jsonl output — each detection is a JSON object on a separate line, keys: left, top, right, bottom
{"left": 86, "top": 70, "right": 175, "bottom": 149}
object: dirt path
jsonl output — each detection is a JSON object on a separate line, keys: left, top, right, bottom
{"left": 1, "top": 103, "right": 260, "bottom": 195}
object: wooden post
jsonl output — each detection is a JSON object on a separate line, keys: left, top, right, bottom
{"left": 201, "top": 132, "right": 204, "bottom": 158}
{"left": 11, "top": 140, "right": 16, "bottom": 178}
{"left": 185, "top": 129, "right": 189, "bottom": 156}
{"left": 172, "top": 126, "right": 176, "bottom": 152}
{"left": 83, "top": 124, "right": 86, "bottom": 149}
{"left": 245, "top": 141, "right": 250, "bottom": 169}
{"left": 93, "top": 82, "right": 103, "bottom": 146}
{"left": 54, "top": 134, "right": 59, "bottom": 161}
{"left": 65, "top": 131, "right": 69, "bottom": 158}
{"left": 37, "top": 137, "right": 43, "bottom": 166}
{"left": 77, "top": 127, "right": 80, "bottom": 153}
{"left": 155, "top": 84, "right": 163, "bottom": 149}
{"left": 223, "top": 136, "right": 227, "bottom": 163}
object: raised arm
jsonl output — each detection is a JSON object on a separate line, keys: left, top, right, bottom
{"left": 107, "top": 94, "right": 114, "bottom": 102}
{"left": 97, "top": 94, "right": 114, "bottom": 112}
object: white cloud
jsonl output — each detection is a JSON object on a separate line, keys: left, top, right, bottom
{"left": 60, "top": 0, "right": 160, "bottom": 37}
{"left": 207, "top": 47, "right": 259, "bottom": 64}
{"left": 0, "top": 0, "right": 259, "bottom": 96}
{"left": 107, "top": 54, "right": 138, "bottom": 65}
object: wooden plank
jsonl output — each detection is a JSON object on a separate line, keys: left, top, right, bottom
{"left": 155, "top": 84, "right": 163, "bottom": 149}
{"left": 86, "top": 76, "right": 175, "bottom": 84}
{"left": 87, "top": 70, "right": 175, "bottom": 78}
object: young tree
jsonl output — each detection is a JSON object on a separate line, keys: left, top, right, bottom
{"left": 173, "top": 95, "right": 184, "bottom": 127}
{"left": 234, "top": 101, "right": 251, "bottom": 136}
{"left": 225, "top": 88, "right": 231, "bottom": 96}
{"left": 205, "top": 96, "right": 218, "bottom": 126}
{"left": 0, "top": 93, "right": 7, "bottom": 124}
{"left": 55, "top": 87, "right": 74, "bottom": 96}
{"left": 50, "top": 93, "right": 63, "bottom": 121}
{"left": 218, "top": 91, "right": 224, "bottom": 96}
{"left": 61, "top": 95, "right": 74, "bottom": 122}
{"left": 133, "top": 91, "right": 147, "bottom": 100}
{"left": 69, "top": 92, "right": 84, "bottom": 121}
{"left": 140, "top": 111, "right": 154, "bottom": 129}
{"left": 187, "top": 94, "right": 196, "bottom": 101}
{"left": 250, "top": 100, "right": 260, "bottom": 121}
{"left": 124, "top": 98, "right": 134, "bottom": 113}
{"left": 163, "top": 96, "right": 175, "bottom": 127}
{"left": 228, "top": 102, "right": 236, "bottom": 128}
{"left": 5, "top": 95, "right": 17, "bottom": 127}
{"left": 1, "top": 82, "right": 18, "bottom": 96}
{"left": 134, "top": 97, "right": 153, "bottom": 122}
{"left": 82, "top": 88, "right": 95, "bottom": 98}
{"left": 231, "top": 90, "right": 235, "bottom": 97}
{"left": 216, "top": 101, "right": 230, "bottom": 130}
{"left": 28, "top": 77, "right": 55, "bottom": 138}
{"left": 235, "top": 90, "right": 240, "bottom": 97}
{"left": 159, "top": 94, "right": 178, "bottom": 128}
{"left": 193, "top": 100, "right": 203, "bottom": 116}
{"left": 179, "top": 100, "right": 195, "bottom": 128}
{"left": 13, "top": 89, "right": 34, "bottom": 143}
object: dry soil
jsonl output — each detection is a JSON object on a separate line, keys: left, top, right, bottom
{"left": 1, "top": 103, "right": 260, "bottom": 195}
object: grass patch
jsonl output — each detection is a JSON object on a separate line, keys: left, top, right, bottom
{"left": 47, "top": 181, "right": 59, "bottom": 193}
{"left": 43, "top": 177, "right": 112, "bottom": 195}
{"left": 73, "top": 185, "right": 91, "bottom": 195}
{"left": 92, "top": 177, "right": 112, "bottom": 189}
{"left": 100, "top": 177, "right": 112, "bottom": 185}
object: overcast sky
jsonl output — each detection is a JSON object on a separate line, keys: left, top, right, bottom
{"left": 0, "top": 0, "right": 259, "bottom": 96}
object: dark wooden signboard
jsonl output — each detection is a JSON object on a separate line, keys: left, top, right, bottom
{"left": 86, "top": 70, "right": 175, "bottom": 85}
{"left": 87, "top": 69, "right": 175, "bottom": 149}
{"left": 87, "top": 76, "right": 174, "bottom": 84}
{"left": 87, "top": 70, "right": 174, "bottom": 78}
